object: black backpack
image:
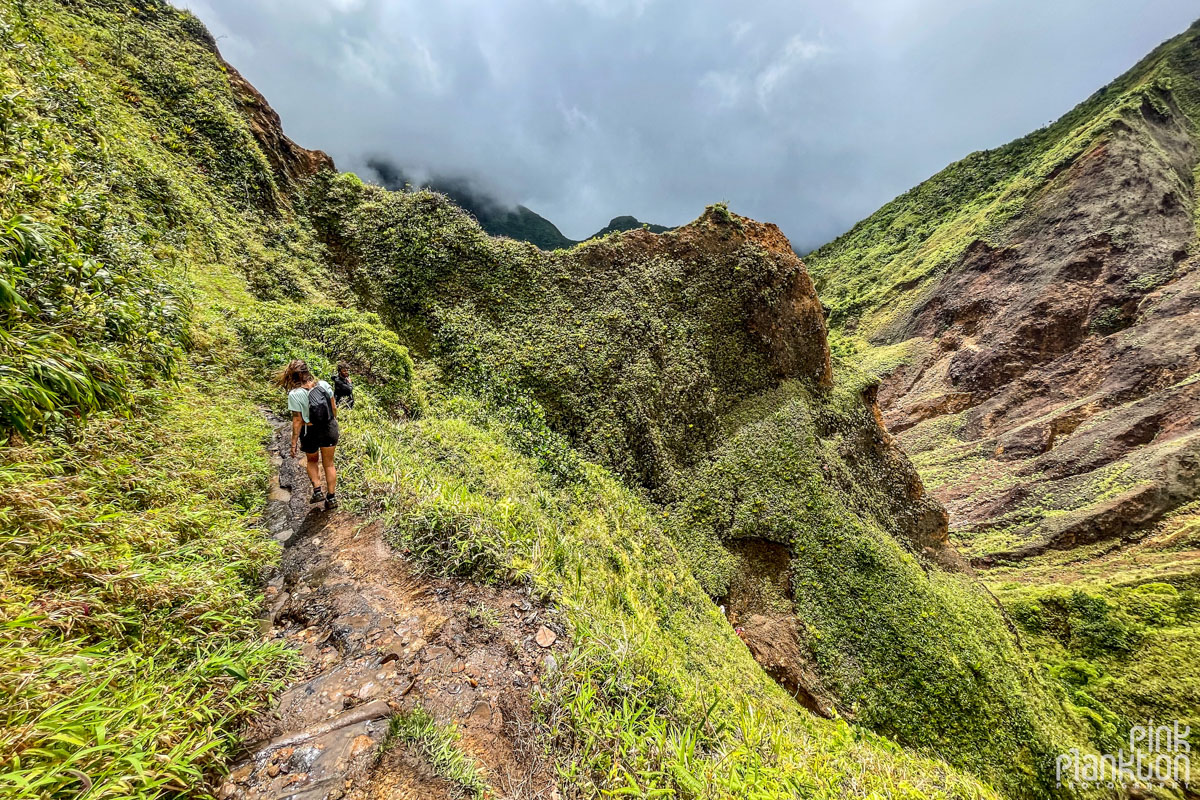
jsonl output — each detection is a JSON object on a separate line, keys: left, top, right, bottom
{"left": 307, "top": 383, "right": 332, "bottom": 426}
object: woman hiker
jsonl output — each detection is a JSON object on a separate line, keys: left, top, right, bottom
{"left": 276, "top": 359, "right": 340, "bottom": 510}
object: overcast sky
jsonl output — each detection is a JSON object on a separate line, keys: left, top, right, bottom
{"left": 183, "top": 0, "right": 1197, "bottom": 249}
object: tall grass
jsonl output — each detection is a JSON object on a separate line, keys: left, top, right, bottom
{"left": 0, "top": 380, "right": 294, "bottom": 798}
{"left": 382, "top": 706, "right": 490, "bottom": 796}
{"left": 0, "top": 2, "right": 301, "bottom": 794}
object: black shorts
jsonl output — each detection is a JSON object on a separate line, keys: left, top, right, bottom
{"left": 299, "top": 419, "right": 339, "bottom": 454}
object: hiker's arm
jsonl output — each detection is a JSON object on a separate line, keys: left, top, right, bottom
{"left": 290, "top": 412, "right": 302, "bottom": 456}
{"left": 330, "top": 396, "right": 338, "bottom": 419}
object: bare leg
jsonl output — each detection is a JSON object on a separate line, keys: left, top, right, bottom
{"left": 320, "top": 446, "right": 337, "bottom": 496}
{"left": 305, "top": 451, "right": 322, "bottom": 490}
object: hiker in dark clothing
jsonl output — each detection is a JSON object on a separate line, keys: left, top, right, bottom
{"left": 332, "top": 361, "right": 354, "bottom": 409}
{"left": 275, "top": 359, "right": 340, "bottom": 509}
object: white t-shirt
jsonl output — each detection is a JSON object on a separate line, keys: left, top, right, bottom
{"left": 287, "top": 380, "right": 334, "bottom": 424}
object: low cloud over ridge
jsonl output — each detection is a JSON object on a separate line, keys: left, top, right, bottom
{"left": 184, "top": 0, "right": 1196, "bottom": 250}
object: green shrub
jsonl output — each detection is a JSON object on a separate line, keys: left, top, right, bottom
{"left": 0, "top": 206, "right": 186, "bottom": 435}
{"left": 382, "top": 706, "right": 489, "bottom": 795}
{"left": 0, "top": 4, "right": 299, "bottom": 795}
{"left": 1122, "top": 582, "right": 1181, "bottom": 626}
{"left": 1067, "top": 590, "right": 1144, "bottom": 656}
{"left": 232, "top": 303, "right": 421, "bottom": 413}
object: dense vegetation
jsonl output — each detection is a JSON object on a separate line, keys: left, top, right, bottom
{"left": 984, "top": 512, "right": 1200, "bottom": 758}
{"left": 0, "top": 1, "right": 1155, "bottom": 798}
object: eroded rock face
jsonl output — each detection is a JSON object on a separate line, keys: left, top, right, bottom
{"left": 861, "top": 383, "right": 960, "bottom": 568}
{"left": 871, "top": 97, "right": 1200, "bottom": 562}
{"left": 539, "top": 207, "right": 833, "bottom": 492}
{"left": 222, "top": 60, "right": 335, "bottom": 190}
{"left": 565, "top": 207, "right": 833, "bottom": 389}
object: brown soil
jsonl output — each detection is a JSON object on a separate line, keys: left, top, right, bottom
{"left": 217, "top": 417, "right": 561, "bottom": 800}
{"left": 719, "top": 539, "right": 836, "bottom": 719}
{"left": 870, "top": 96, "right": 1200, "bottom": 564}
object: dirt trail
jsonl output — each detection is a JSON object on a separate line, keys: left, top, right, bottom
{"left": 218, "top": 415, "right": 563, "bottom": 800}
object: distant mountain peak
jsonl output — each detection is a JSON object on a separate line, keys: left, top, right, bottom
{"left": 587, "top": 215, "right": 672, "bottom": 239}
{"left": 362, "top": 158, "right": 668, "bottom": 249}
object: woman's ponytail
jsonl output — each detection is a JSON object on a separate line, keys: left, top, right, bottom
{"left": 274, "top": 359, "right": 314, "bottom": 390}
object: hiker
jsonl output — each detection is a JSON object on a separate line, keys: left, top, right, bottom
{"left": 276, "top": 359, "right": 340, "bottom": 509}
{"left": 331, "top": 361, "right": 354, "bottom": 409}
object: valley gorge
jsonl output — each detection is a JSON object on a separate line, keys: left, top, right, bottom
{"left": 0, "top": 2, "right": 1197, "bottom": 800}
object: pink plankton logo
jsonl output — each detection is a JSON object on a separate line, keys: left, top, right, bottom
{"left": 1057, "top": 721, "right": 1190, "bottom": 790}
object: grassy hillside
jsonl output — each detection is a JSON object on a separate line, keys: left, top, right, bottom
{"left": 806, "top": 16, "right": 1200, "bottom": 770}
{"left": 0, "top": 1, "right": 1114, "bottom": 798}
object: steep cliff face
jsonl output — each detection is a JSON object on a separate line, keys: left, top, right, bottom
{"left": 809, "top": 21, "right": 1200, "bottom": 565}
{"left": 310, "top": 184, "right": 837, "bottom": 496}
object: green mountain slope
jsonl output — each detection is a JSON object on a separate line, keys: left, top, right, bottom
{"left": 807, "top": 18, "right": 1200, "bottom": 756}
{"left": 482, "top": 203, "right": 576, "bottom": 249}
{"left": 586, "top": 214, "right": 671, "bottom": 239}
{"left": 808, "top": 19, "right": 1200, "bottom": 337}
{"left": 0, "top": 1, "right": 1124, "bottom": 798}
{"left": 363, "top": 159, "right": 577, "bottom": 250}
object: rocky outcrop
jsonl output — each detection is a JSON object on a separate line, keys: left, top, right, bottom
{"left": 311, "top": 186, "right": 839, "bottom": 494}
{"left": 569, "top": 206, "right": 833, "bottom": 388}
{"left": 312, "top": 178, "right": 1081, "bottom": 788}
{"left": 849, "top": 90, "right": 1200, "bottom": 563}
{"left": 222, "top": 60, "right": 335, "bottom": 189}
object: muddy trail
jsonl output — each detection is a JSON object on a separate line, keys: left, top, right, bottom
{"left": 217, "top": 415, "right": 564, "bottom": 800}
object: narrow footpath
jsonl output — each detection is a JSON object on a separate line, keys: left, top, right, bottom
{"left": 217, "top": 414, "right": 564, "bottom": 800}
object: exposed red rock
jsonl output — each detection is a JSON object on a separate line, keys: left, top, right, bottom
{"left": 719, "top": 539, "right": 837, "bottom": 718}
{"left": 221, "top": 60, "right": 335, "bottom": 189}
{"left": 871, "top": 96, "right": 1200, "bottom": 563}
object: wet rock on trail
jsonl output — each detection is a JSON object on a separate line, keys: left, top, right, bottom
{"left": 219, "top": 414, "right": 563, "bottom": 799}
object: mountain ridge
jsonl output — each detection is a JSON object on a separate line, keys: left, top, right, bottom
{"left": 807, "top": 15, "right": 1200, "bottom": 752}
{"left": 364, "top": 158, "right": 670, "bottom": 250}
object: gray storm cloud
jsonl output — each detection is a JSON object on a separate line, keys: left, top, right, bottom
{"left": 182, "top": 0, "right": 1197, "bottom": 250}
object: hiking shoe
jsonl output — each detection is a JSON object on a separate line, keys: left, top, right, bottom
{"left": 309, "top": 487, "right": 325, "bottom": 505}
{"left": 324, "top": 494, "right": 339, "bottom": 510}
